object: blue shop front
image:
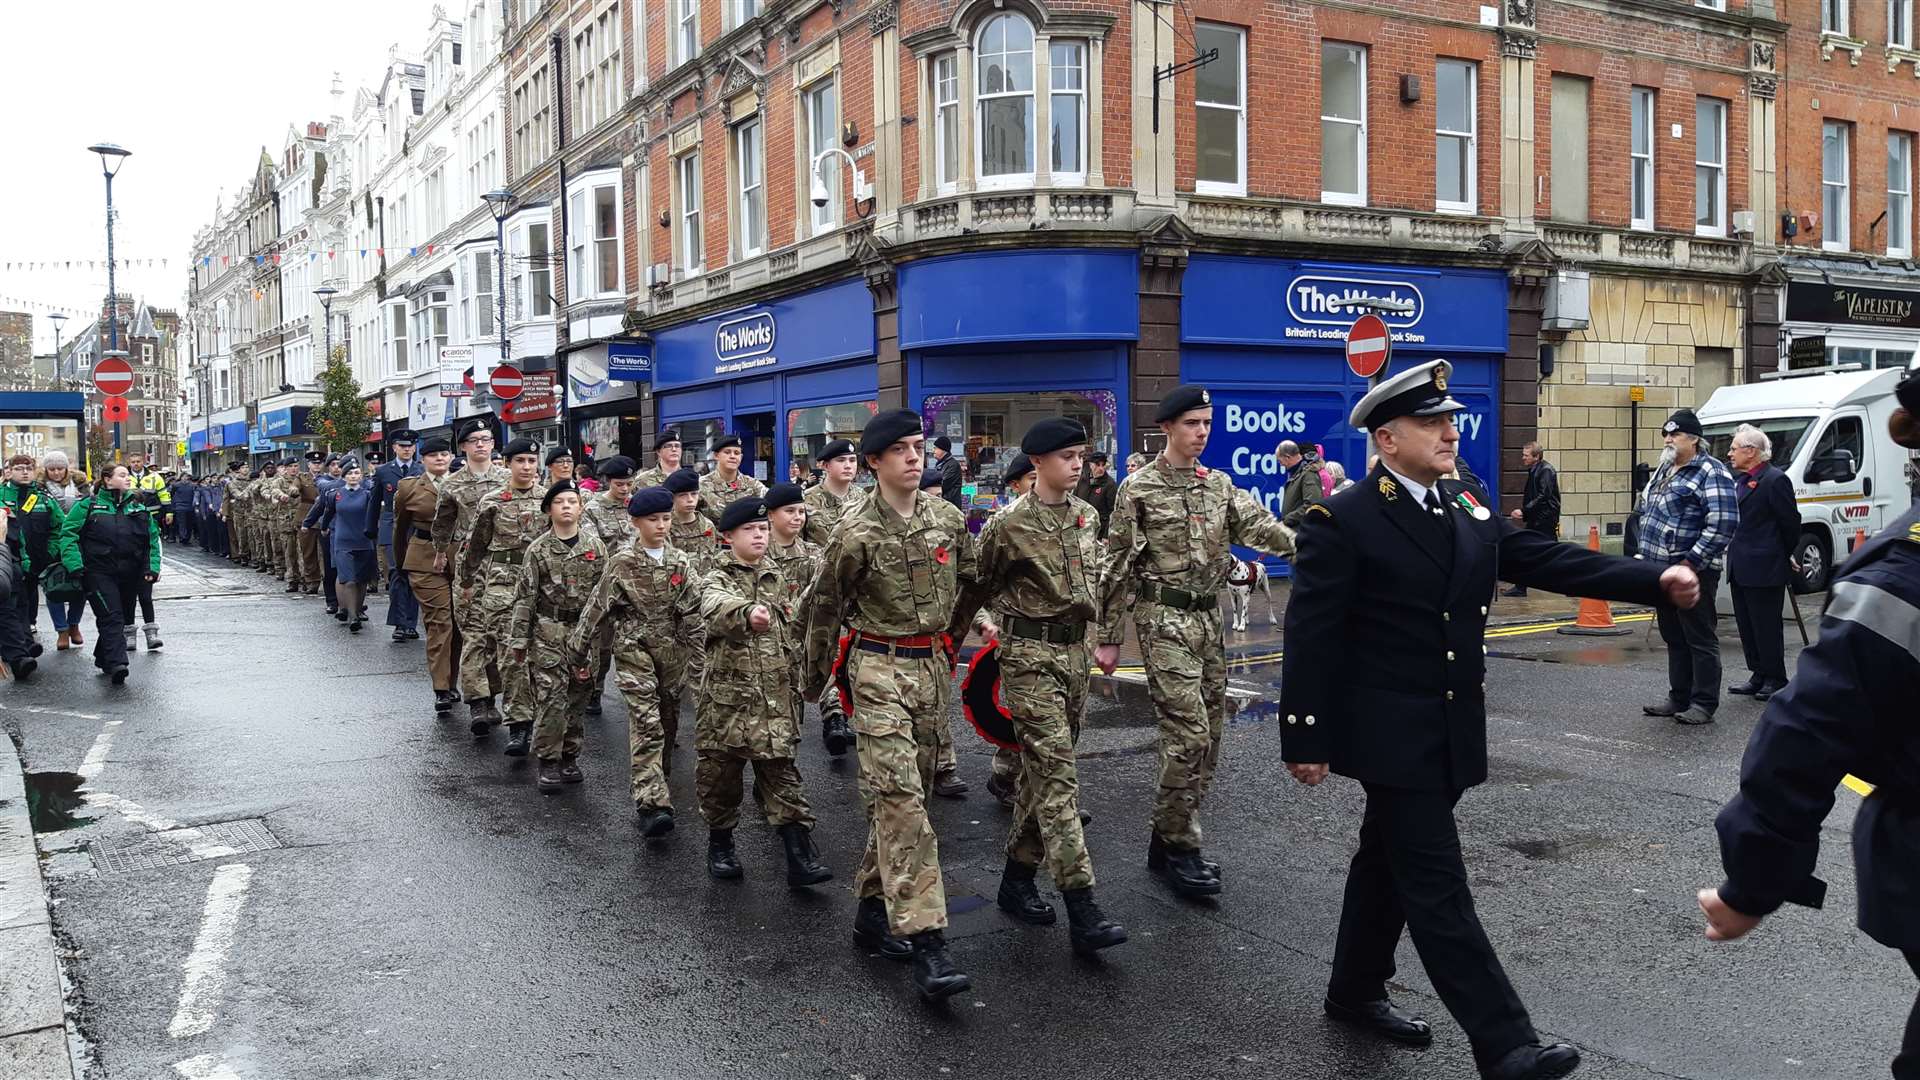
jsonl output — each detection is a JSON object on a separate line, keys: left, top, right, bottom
{"left": 651, "top": 277, "right": 879, "bottom": 484}
{"left": 901, "top": 249, "right": 1134, "bottom": 530}
{"left": 1182, "top": 256, "right": 1508, "bottom": 569}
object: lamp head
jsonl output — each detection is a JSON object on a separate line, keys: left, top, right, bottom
{"left": 87, "top": 143, "right": 131, "bottom": 178}
{"left": 482, "top": 188, "right": 513, "bottom": 222}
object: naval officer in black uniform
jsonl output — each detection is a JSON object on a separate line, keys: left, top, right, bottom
{"left": 1280, "top": 359, "right": 1700, "bottom": 1080}
{"left": 1699, "top": 367, "right": 1920, "bottom": 1080}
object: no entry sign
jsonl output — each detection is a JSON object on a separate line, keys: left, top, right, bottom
{"left": 489, "top": 363, "right": 524, "bottom": 401}
{"left": 94, "top": 355, "right": 135, "bottom": 396}
{"left": 1345, "top": 314, "right": 1391, "bottom": 379}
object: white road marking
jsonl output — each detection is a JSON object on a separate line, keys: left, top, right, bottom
{"left": 82, "top": 790, "right": 181, "bottom": 832}
{"left": 172, "top": 1053, "right": 243, "bottom": 1079}
{"left": 78, "top": 719, "right": 123, "bottom": 780}
{"left": 12, "top": 705, "right": 107, "bottom": 721}
{"left": 168, "top": 863, "right": 255, "bottom": 1040}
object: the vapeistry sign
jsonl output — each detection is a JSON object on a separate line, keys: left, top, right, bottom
{"left": 1787, "top": 282, "right": 1920, "bottom": 330}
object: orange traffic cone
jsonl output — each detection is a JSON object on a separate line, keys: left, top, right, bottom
{"left": 1852, "top": 527, "right": 1867, "bottom": 554}
{"left": 1559, "top": 524, "right": 1631, "bottom": 636}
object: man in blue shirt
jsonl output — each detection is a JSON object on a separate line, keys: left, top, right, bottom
{"left": 372, "top": 432, "right": 424, "bottom": 641}
{"left": 1638, "top": 408, "right": 1739, "bottom": 725}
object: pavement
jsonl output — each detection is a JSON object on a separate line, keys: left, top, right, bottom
{"left": 0, "top": 547, "right": 1909, "bottom": 1080}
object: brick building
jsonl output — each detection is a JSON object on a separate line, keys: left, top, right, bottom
{"left": 0, "top": 312, "right": 31, "bottom": 390}
{"left": 53, "top": 295, "right": 183, "bottom": 469}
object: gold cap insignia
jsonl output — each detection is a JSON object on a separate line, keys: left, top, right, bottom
{"left": 1433, "top": 368, "right": 1449, "bottom": 393}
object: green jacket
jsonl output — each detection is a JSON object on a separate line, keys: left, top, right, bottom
{"left": 58, "top": 489, "right": 162, "bottom": 578}
{"left": 0, "top": 480, "right": 56, "bottom": 576}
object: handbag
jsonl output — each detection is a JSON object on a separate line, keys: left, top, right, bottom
{"left": 40, "top": 561, "right": 83, "bottom": 600}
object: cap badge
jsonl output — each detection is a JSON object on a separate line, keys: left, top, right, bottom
{"left": 1199, "top": 390, "right": 1211, "bottom": 405}
{"left": 1433, "top": 368, "right": 1449, "bottom": 393}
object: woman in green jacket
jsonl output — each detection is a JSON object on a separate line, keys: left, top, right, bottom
{"left": 56, "top": 463, "right": 161, "bottom": 684}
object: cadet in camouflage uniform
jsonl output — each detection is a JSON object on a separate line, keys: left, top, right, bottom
{"left": 579, "top": 456, "right": 639, "bottom": 716}
{"left": 431, "top": 420, "right": 507, "bottom": 728}
{"left": 508, "top": 481, "right": 607, "bottom": 790}
{"left": 919, "top": 466, "right": 970, "bottom": 800}
{"left": 802, "top": 409, "right": 976, "bottom": 1001}
{"left": 665, "top": 467, "right": 720, "bottom": 570}
{"left": 1094, "top": 385, "right": 1296, "bottom": 899}
{"left": 951, "top": 421, "right": 1126, "bottom": 956}
{"left": 697, "top": 496, "right": 832, "bottom": 888}
{"left": 570, "top": 487, "right": 704, "bottom": 837}
{"left": 253, "top": 463, "right": 283, "bottom": 575}
{"left": 766, "top": 483, "right": 853, "bottom": 756}
{"left": 801, "top": 438, "right": 865, "bottom": 546}
{"left": 287, "top": 454, "right": 322, "bottom": 593}
{"left": 982, "top": 452, "right": 1037, "bottom": 807}
{"left": 458, "top": 437, "right": 548, "bottom": 755}
{"left": 697, "top": 434, "right": 766, "bottom": 525}
{"left": 633, "top": 429, "right": 686, "bottom": 490}
{"left": 224, "top": 468, "right": 252, "bottom": 565}
{"left": 270, "top": 462, "right": 301, "bottom": 581}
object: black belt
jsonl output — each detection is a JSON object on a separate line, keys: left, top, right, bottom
{"left": 853, "top": 634, "right": 937, "bottom": 659}
{"left": 488, "top": 549, "right": 524, "bottom": 565}
{"left": 1004, "top": 615, "right": 1087, "bottom": 644}
{"left": 1140, "top": 582, "right": 1214, "bottom": 612}
{"left": 413, "top": 528, "right": 433, "bottom": 541}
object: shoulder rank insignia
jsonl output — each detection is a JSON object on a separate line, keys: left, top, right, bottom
{"left": 1906, "top": 521, "right": 1920, "bottom": 544}
{"left": 1306, "top": 503, "right": 1332, "bottom": 519}
{"left": 1377, "top": 475, "right": 1399, "bottom": 501}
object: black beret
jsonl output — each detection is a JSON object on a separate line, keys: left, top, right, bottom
{"left": 420, "top": 437, "right": 451, "bottom": 455}
{"left": 766, "top": 483, "right": 805, "bottom": 511}
{"left": 541, "top": 480, "right": 580, "bottom": 514}
{"left": 718, "top": 496, "right": 769, "bottom": 533}
{"left": 655, "top": 429, "right": 682, "bottom": 451}
{"left": 664, "top": 468, "right": 700, "bottom": 495}
{"left": 456, "top": 419, "right": 492, "bottom": 444}
{"left": 1663, "top": 409, "right": 1704, "bottom": 438}
{"left": 818, "top": 438, "right": 857, "bottom": 462}
{"left": 1155, "top": 385, "right": 1213, "bottom": 423}
{"left": 627, "top": 486, "right": 674, "bottom": 517}
{"left": 1020, "top": 417, "right": 1088, "bottom": 456}
{"left": 503, "top": 437, "right": 539, "bottom": 460}
{"left": 390, "top": 429, "right": 418, "bottom": 446}
{"left": 861, "top": 409, "right": 924, "bottom": 457}
{"left": 712, "top": 434, "right": 743, "bottom": 453}
{"left": 305, "top": 450, "right": 325, "bottom": 463}
{"left": 596, "top": 455, "right": 635, "bottom": 479}
{"left": 1003, "top": 452, "right": 1034, "bottom": 485}
{"left": 919, "top": 467, "right": 944, "bottom": 490}
{"left": 545, "top": 446, "right": 573, "bottom": 466}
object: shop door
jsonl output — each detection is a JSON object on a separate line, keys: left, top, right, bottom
{"left": 736, "top": 411, "right": 777, "bottom": 485}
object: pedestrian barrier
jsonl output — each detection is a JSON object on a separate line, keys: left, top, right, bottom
{"left": 1558, "top": 524, "right": 1632, "bottom": 637}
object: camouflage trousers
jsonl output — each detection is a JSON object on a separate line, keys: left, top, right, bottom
{"left": 999, "top": 635, "right": 1094, "bottom": 889}
{"left": 252, "top": 523, "right": 278, "bottom": 569}
{"left": 529, "top": 638, "right": 590, "bottom": 761}
{"left": 460, "top": 573, "right": 531, "bottom": 721}
{"left": 276, "top": 528, "right": 302, "bottom": 582}
{"left": 1137, "top": 605, "right": 1229, "bottom": 850}
{"left": 611, "top": 641, "right": 686, "bottom": 810}
{"left": 696, "top": 751, "right": 811, "bottom": 831}
{"left": 848, "top": 646, "right": 951, "bottom": 936}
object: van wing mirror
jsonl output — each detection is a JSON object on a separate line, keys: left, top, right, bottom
{"left": 1808, "top": 449, "right": 1858, "bottom": 483}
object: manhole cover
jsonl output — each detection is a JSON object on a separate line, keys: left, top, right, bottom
{"left": 90, "top": 818, "right": 281, "bottom": 873}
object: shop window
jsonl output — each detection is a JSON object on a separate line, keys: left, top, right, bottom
{"left": 1194, "top": 23, "right": 1245, "bottom": 196}
{"left": 1630, "top": 87, "right": 1655, "bottom": 230}
{"left": 1434, "top": 59, "right": 1476, "bottom": 214}
{"left": 1050, "top": 39, "right": 1086, "bottom": 181}
{"left": 1697, "top": 98, "right": 1728, "bottom": 238}
{"left": 1889, "top": 132, "right": 1913, "bottom": 259}
{"left": 803, "top": 76, "right": 840, "bottom": 235}
{"left": 1321, "top": 42, "right": 1367, "bottom": 206}
{"left": 734, "top": 116, "right": 766, "bottom": 258}
{"left": 976, "top": 12, "right": 1036, "bottom": 187}
{"left": 921, "top": 389, "right": 1117, "bottom": 524}
{"left": 787, "top": 401, "right": 878, "bottom": 479}
{"left": 1550, "top": 75, "right": 1589, "bottom": 223}
{"left": 933, "top": 55, "right": 960, "bottom": 193}
{"left": 1823, "top": 120, "right": 1850, "bottom": 251}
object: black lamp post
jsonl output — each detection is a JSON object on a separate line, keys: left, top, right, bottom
{"left": 482, "top": 189, "right": 513, "bottom": 440}
{"left": 49, "top": 313, "right": 66, "bottom": 388}
{"left": 88, "top": 142, "right": 131, "bottom": 457}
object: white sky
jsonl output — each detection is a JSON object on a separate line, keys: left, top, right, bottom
{"left": 0, "top": 0, "right": 447, "bottom": 354}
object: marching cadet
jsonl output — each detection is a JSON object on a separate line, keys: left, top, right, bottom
{"left": 222, "top": 464, "right": 247, "bottom": 564}
{"left": 665, "top": 467, "right": 718, "bottom": 565}
{"left": 698, "top": 434, "right": 767, "bottom": 524}
{"left": 579, "top": 455, "right": 639, "bottom": 716}
{"left": 801, "top": 438, "right": 865, "bottom": 547}
{"left": 919, "top": 466, "right": 968, "bottom": 799}
{"left": 698, "top": 496, "right": 832, "bottom": 888}
{"left": 373, "top": 431, "right": 424, "bottom": 642}
{"left": 252, "top": 462, "right": 282, "bottom": 575}
{"left": 570, "top": 486, "right": 705, "bottom": 836}
{"left": 458, "top": 437, "right": 548, "bottom": 754}
{"left": 633, "top": 429, "right": 685, "bottom": 490}
{"left": 275, "top": 459, "right": 304, "bottom": 584}
{"left": 393, "top": 437, "right": 460, "bottom": 714}
{"left": 432, "top": 420, "right": 506, "bottom": 731}
{"left": 509, "top": 481, "right": 606, "bottom": 790}
{"left": 1698, "top": 368, "right": 1920, "bottom": 1080}
{"left": 981, "top": 452, "right": 1034, "bottom": 811}
{"left": 802, "top": 409, "right": 977, "bottom": 1000}
{"left": 288, "top": 451, "right": 323, "bottom": 595}
{"left": 544, "top": 446, "right": 575, "bottom": 489}
{"left": 766, "top": 482, "right": 852, "bottom": 756}
{"left": 1094, "top": 385, "right": 1297, "bottom": 899}
{"left": 950, "top": 419, "right": 1126, "bottom": 957}
{"left": 1281, "top": 361, "right": 1694, "bottom": 1080}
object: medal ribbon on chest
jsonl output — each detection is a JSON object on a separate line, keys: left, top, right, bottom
{"left": 1452, "top": 490, "right": 1491, "bottom": 521}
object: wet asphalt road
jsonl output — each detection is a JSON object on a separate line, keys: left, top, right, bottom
{"left": 5, "top": 549, "right": 1910, "bottom": 1080}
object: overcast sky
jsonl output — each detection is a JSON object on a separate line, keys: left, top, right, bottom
{"left": 0, "top": 0, "right": 447, "bottom": 354}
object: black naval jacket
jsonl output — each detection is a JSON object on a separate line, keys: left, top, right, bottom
{"left": 1280, "top": 464, "right": 1668, "bottom": 791}
{"left": 1715, "top": 503, "right": 1920, "bottom": 949}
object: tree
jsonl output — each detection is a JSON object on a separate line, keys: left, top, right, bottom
{"left": 84, "top": 423, "right": 110, "bottom": 480}
{"left": 308, "top": 344, "right": 370, "bottom": 453}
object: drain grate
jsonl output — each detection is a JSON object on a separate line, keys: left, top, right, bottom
{"left": 90, "top": 818, "right": 281, "bottom": 873}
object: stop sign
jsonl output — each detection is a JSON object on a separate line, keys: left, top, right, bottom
{"left": 1345, "top": 314, "right": 1392, "bottom": 379}
{"left": 489, "top": 363, "right": 524, "bottom": 401}
{"left": 94, "top": 355, "right": 135, "bottom": 396}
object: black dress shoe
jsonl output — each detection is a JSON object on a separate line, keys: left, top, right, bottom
{"left": 1323, "top": 996, "right": 1434, "bottom": 1048}
{"left": 1754, "top": 680, "right": 1788, "bottom": 701}
{"left": 852, "top": 896, "right": 912, "bottom": 960}
{"left": 1728, "top": 679, "right": 1761, "bottom": 696}
{"left": 1641, "top": 700, "right": 1683, "bottom": 717}
{"left": 1482, "top": 1041, "right": 1580, "bottom": 1080}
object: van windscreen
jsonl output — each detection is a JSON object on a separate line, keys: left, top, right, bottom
{"left": 1702, "top": 416, "right": 1815, "bottom": 470}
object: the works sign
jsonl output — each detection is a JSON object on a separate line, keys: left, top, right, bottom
{"left": 1283, "top": 274, "right": 1428, "bottom": 344}
{"left": 714, "top": 311, "right": 777, "bottom": 375}
{"left": 1786, "top": 282, "right": 1920, "bottom": 330}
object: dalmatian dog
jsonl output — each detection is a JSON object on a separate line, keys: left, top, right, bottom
{"left": 1225, "top": 557, "right": 1277, "bottom": 633}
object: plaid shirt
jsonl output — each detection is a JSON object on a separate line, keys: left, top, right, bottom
{"left": 1638, "top": 451, "right": 1739, "bottom": 570}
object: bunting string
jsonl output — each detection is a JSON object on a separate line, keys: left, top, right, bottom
{"left": 0, "top": 258, "right": 173, "bottom": 273}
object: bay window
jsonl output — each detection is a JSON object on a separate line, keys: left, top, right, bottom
{"left": 566, "top": 173, "right": 622, "bottom": 300}
{"left": 1049, "top": 39, "right": 1086, "bottom": 180}
{"left": 410, "top": 289, "right": 449, "bottom": 372}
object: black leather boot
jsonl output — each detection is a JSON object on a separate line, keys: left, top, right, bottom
{"left": 536, "top": 759, "right": 564, "bottom": 790}
{"left": 707, "top": 829, "right": 743, "bottom": 879}
{"left": 777, "top": 823, "right": 833, "bottom": 887}
{"left": 503, "top": 723, "right": 532, "bottom": 757}
{"left": 434, "top": 690, "right": 456, "bottom": 714}
{"left": 996, "top": 859, "right": 1056, "bottom": 925}
{"left": 467, "top": 698, "right": 495, "bottom": 736}
{"left": 909, "top": 930, "right": 972, "bottom": 1001}
{"left": 636, "top": 807, "right": 674, "bottom": 838}
{"left": 852, "top": 897, "right": 912, "bottom": 960}
{"left": 822, "top": 700, "right": 853, "bottom": 756}
{"left": 1148, "top": 834, "right": 1222, "bottom": 898}
{"left": 1063, "top": 888, "right": 1128, "bottom": 956}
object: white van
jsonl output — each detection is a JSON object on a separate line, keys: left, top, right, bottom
{"left": 1697, "top": 365, "right": 1919, "bottom": 593}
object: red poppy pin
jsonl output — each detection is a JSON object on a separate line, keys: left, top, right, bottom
{"left": 499, "top": 490, "right": 512, "bottom": 501}
{"left": 584, "top": 550, "right": 597, "bottom": 561}
{"left": 1195, "top": 466, "right": 1210, "bottom": 478}
{"left": 934, "top": 546, "right": 950, "bottom": 564}
{"left": 1076, "top": 515, "right": 1086, "bottom": 529}
{"left": 703, "top": 528, "right": 713, "bottom": 538}
{"left": 670, "top": 573, "right": 684, "bottom": 586}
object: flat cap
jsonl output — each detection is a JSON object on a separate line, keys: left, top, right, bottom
{"left": 627, "top": 486, "right": 674, "bottom": 517}
{"left": 305, "top": 450, "right": 325, "bottom": 463}
{"left": 503, "top": 437, "right": 539, "bottom": 460}
{"left": 664, "top": 467, "right": 700, "bottom": 495}
{"left": 1349, "top": 360, "right": 1464, "bottom": 431}
{"left": 1020, "top": 417, "right": 1088, "bottom": 456}
{"left": 1155, "top": 385, "right": 1213, "bottom": 423}
{"left": 818, "top": 438, "right": 857, "bottom": 462}
{"left": 718, "top": 496, "right": 769, "bottom": 533}
{"left": 1663, "top": 409, "right": 1704, "bottom": 439}
{"left": 1003, "top": 452, "right": 1033, "bottom": 486}
{"left": 861, "top": 409, "right": 924, "bottom": 457}
{"left": 765, "top": 483, "right": 805, "bottom": 511}
{"left": 712, "top": 434, "right": 743, "bottom": 453}
{"left": 596, "top": 455, "right": 636, "bottom": 480}
{"left": 390, "top": 429, "right": 418, "bottom": 445}
{"left": 545, "top": 446, "right": 573, "bottom": 466}
{"left": 540, "top": 480, "right": 578, "bottom": 514}
{"left": 419, "top": 437, "right": 451, "bottom": 455}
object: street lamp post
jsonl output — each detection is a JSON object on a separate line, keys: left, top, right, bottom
{"left": 482, "top": 189, "right": 513, "bottom": 442}
{"left": 88, "top": 142, "right": 131, "bottom": 459}
{"left": 315, "top": 285, "right": 338, "bottom": 455}
{"left": 49, "top": 313, "right": 67, "bottom": 389}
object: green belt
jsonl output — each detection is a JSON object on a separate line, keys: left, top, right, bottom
{"left": 487, "top": 549, "right": 524, "bottom": 565}
{"left": 535, "top": 598, "right": 582, "bottom": 621}
{"left": 1004, "top": 615, "right": 1087, "bottom": 644}
{"left": 1140, "top": 582, "right": 1214, "bottom": 612}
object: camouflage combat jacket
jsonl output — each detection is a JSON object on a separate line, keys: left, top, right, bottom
{"left": 951, "top": 492, "right": 1101, "bottom": 639}
{"left": 801, "top": 483, "right": 865, "bottom": 546}
{"left": 507, "top": 529, "right": 609, "bottom": 656}
{"left": 668, "top": 513, "right": 722, "bottom": 575}
{"left": 581, "top": 491, "right": 636, "bottom": 550}
{"left": 699, "top": 555, "right": 802, "bottom": 756}
{"left": 697, "top": 470, "right": 766, "bottom": 524}
{"left": 430, "top": 462, "right": 507, "bottom": 558}
{"left": 567, "top": 544, "right": 704, "bottom": 665}
{"left": 458, "top": 482, "right": 550, "bottom": 590}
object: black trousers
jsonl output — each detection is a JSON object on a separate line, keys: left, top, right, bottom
{"left": 320, "top": 541, "right": 338, "bottom": 609}
{"left": 125, "top": 578, "right": 156, "bottom": 626}
{"left": 1729, "top": 582, "right": 1788, "bottom": 686}
{"left": 0, "top": 572, "right": 32, "bottom": 667}
{"left": 85, "top": 571, "right": 141, "bottom": 670}
{"left": 1328, "top": 784, "right": 1535, "bottom": 1069}
{"left": 1656, "top": 565, "right": 1722, "bottom": 712}
{"left": 1898, "top": 950, "right": 1920, "bottom": 1080}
